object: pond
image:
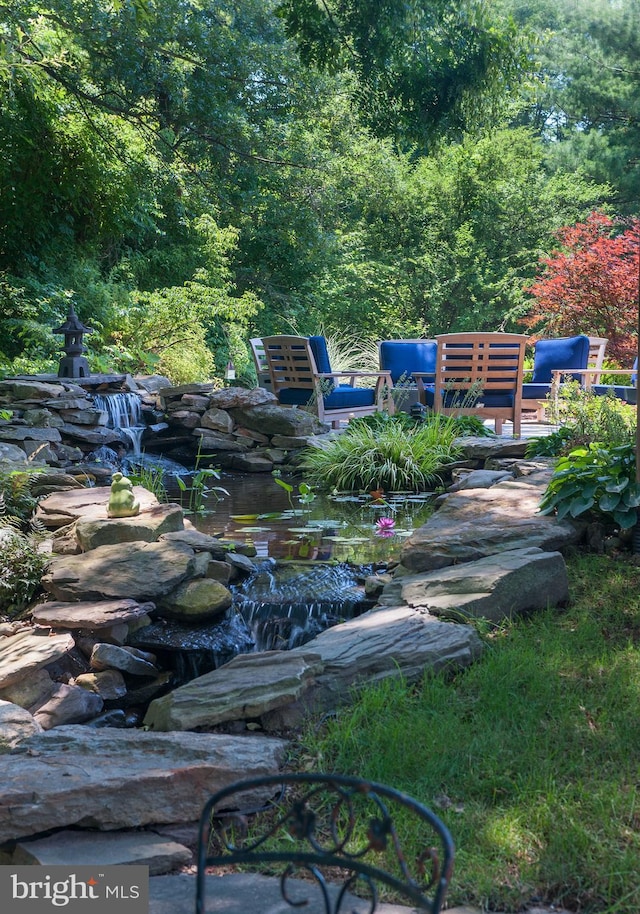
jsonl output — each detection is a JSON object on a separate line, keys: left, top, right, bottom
{"left": 185, "top": 471, "right": 437, "bottom": 565}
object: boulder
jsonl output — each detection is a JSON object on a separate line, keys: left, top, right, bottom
{"left": 0, "top": 630, "right": 75, "bottom": 690}
{"left": 157, "top": 579, "right": 233, "bottom": 622}
{"left": 192, "top": 431, "right": 249, "bottom": 451}
{"left": 35, "top": 485, "right": 159, "bottom": 529}
{"left": 452, "top": 435, "right": 530, "bottom": 458}
{"left": 74, "top": 670, "right": 127, "bottom": 701}
{"left": 279, "top": 606, "right": 484, "bottom": 725}
{"left": 31, "top": 598, "right": 155, "bottom": 630}
{"left": 41, "top": 540, "right": 196, "bottom": 602}
{"left": 0, "top": 442, "right": 29, "bottom": 464}
{"left": 0, "top": 668, "right": 56, "bottom": 711}
{"left": 401, "top": 476, "right": 580, "bottom": 573}
{"left": 32, "top": 683, "right": 105, "bottom": 729}
{"left": 395, "top": 547, "right": 569, "bottom": 622}
{"left": 143, "top": 651, "right": 324, "bottom": 732}
{"left": 448, "top": 469, "right": 512, "bottom": 491}
{"left": 0, "top": 700, "right": 43, "bottom": 749}
{"left": 159, "top": 529, "right": 228, "bottom": 559}
{"left": 0, "top": 727, "right": 288, "bottom": 841}
{"left": 232, "top": 454, "right": 274, "bottom": 472}
{"left": 229, "top": 404, "right": 326, "bottom": 437}
{"left": 0, "top": 379, "right": 67, "bottom": 401}
{"left": 75, "top": 503, "right": 185, "bottom": 551}
{"left": 200, "top": 408, "right": 234, "bottom": 433}
{"left": 58, "top": 423, "right": 122, "bottom": 446}
{"left": 208, "top": 387, "right": 276, "bottom": 410}
{"left": 90, "top": 644, "right": 158, "bottom": 677}
{"left": 12, "top": 829, "right": 192, "bottom": 875}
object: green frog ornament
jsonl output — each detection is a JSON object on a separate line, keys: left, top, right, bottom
{"left": 107, "top": 471, "right": 140, "bottom": 518}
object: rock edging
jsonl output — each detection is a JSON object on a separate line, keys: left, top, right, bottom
{"left": 0, "top": 436, "right": 580, "bottom": 874}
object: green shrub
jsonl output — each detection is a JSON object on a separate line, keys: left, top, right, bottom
{"left": 300, "top": 416, "right": 461, "bottom": 492}
{"left": 0, "top": 470, "right": 41, "bottom": 528}
{"left": 0, "top": 527, "right": 47, "bottom": 617}
{"left": 546, "top": 382, "right": 636, "bottom": 448}
{"left": 539, "top": 442, "right": 640, "bottom": 530}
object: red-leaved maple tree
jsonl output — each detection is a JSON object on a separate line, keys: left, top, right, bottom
{"left": 522, "top": 211, "right": 640, "bottom": 365}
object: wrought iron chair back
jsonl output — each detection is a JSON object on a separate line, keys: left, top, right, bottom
{"left": 196, "top": 773, "right": 454, "bottom": 914}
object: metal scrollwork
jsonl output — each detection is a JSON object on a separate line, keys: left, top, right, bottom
{"left": 196, "top": 773, "right": 454, "bottom": 914}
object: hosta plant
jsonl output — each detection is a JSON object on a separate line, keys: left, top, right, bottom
{"left": 539, "top": 442, "right": 640, "bottom": 530}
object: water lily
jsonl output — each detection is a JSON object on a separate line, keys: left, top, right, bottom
{"left": 374, "top": 516, "right": 396, "bottom": 537}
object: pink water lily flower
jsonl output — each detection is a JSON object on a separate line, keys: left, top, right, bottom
{"left": 374, "top": 516, "right": 396, "bottom": 537}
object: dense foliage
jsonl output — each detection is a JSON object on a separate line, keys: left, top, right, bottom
{"left": 0, "top": 0, "right": 634, "bottom": 383}
{"left": 522, "top": 212, "right": 640, "bottom": 364}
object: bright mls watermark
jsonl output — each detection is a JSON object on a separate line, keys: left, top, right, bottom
{"left": 0, "top": 866, "right": 149, "bottom": 912}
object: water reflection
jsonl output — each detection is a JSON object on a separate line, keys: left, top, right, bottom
{"left": 188, "top": 473, "right": 435, "bottom": 564}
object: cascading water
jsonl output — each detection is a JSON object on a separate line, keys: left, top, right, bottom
{"left": 231, "top": 559, "right": 375, "bottom": 652}
{"left": 128, "top": 559, "right": 377, "bottom": 683}
{"left": 93, "top": 392, "right": 145, "bottom": 453}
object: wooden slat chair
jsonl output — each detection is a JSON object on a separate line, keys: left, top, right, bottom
{"left": 419, "top": 332, "right": 527, "bottom": 437}
{"left": 196, "top": 773, "right": 455, "bottom": 914}
{"left": 521, "top": 335, "right": 591, "bottom": 421}
{"left": 378, "top": 339, "right": 437, "bottom": 413}
{"left": 249, "top": 337, "right": 272, "bottom": 391}
{"left": 262, "top": 335, "right": 393, "bottom": 428}
{"left": 587, "top": 337, "right": 608, "bottom": 385}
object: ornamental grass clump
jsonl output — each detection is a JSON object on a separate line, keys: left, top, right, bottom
{"left": 300, "top": 417, "right": 460, "bottom": 492}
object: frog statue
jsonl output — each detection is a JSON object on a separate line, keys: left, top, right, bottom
{"left": 107, "top": 471, "right": 140, "bottom": 518}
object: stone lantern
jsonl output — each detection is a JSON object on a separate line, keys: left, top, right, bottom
{"left": 53, "top": 303, "right": 93, "bottom": 378}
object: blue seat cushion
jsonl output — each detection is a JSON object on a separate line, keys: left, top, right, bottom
{"left": 279, "top": 384, "right": 376, "bottom": 410}
{"left": 530, "top": 335, "right": 590, "bottom": 383}
{"left": 379, "top": 340, "right": 437, "bottom": 384}
{"left": 522, "top": 383, "right": 551, "bottom": 400}
{"left": 423, "top": 388, "right": 514, "bottom": 408}
{"left": 593, "top": 385, "right": 637, "bottom": 405}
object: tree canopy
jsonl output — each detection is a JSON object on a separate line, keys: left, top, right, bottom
{"left": 0, "top": 0, "right": 630, "bottom": 383}
{"left": 276, "top": 0, "right": 530, "bottom": 147}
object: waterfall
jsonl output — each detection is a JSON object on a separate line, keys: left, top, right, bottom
{"left": 232, "top": 559, "right": 375, "bottom": 651}
{"left": 93, "top": 392, "right": 145, "bottom": 454}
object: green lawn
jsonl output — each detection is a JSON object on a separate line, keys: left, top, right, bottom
{"left": 296, "top": 553, "right": 640, "bottom": 913}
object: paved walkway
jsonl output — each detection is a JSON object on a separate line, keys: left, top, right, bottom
{"left": 148, "top": 872, "right": 568, "bottom": 914}
{"left": 149, "top": 872, "right": 485, "bottom": 913}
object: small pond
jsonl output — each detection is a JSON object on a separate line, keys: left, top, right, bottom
{"left": 128, "top": 467, "right": 436, "bottom": 681}
{"left": 186, "top": 472, "right": 436, "bottom": 565}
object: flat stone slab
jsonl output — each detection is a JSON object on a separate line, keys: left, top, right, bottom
{"left": 396, "top": 547, "right": 569, "bottom": 622}
{"left": 401, "top": 475, "right": 580, "bottom": 573}
{"left": 41, "top": 540, "right": 196, "bottom": 601}
{"left": 0, "top": 630, "right": 74, "bottom": 689}
{"left": 35, "top": 485, "right": 159, "bottom": 528}
{"left": 31, "top": 598, "right": 155, "bottom": 630}
{"left": 257, "top": 606, "right": 485, "bottom": 728}
{"left": 143, "top": 651, "right": 324, "bottom": 732}
{"left": 452, "top": 435, "right": 530, "bottom": 458}
{"left": 0, "top": 727, "right": 288, "bottom": 842}
{"left": 75, "top": 503, "right": 185, "bottom": 550}
{"left": 12, "top": 829, "right": 192, "bottom": 875}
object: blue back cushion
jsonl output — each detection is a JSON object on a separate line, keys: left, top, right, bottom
{"left": 531, "top": 335, "right": 590, "bottom": 383}
{"left": 379, "top": 340, "right": 437, "bottom": 384}
{"left": 308, "top": 336, "right": 332, "bottom": 374}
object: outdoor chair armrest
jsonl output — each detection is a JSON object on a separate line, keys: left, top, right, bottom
{"left": 551, "top": 368, "right": 637, "bottom": 390}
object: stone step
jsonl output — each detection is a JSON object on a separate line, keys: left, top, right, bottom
{"left": 11, "top": 829, "right": 193, "bottom": 875}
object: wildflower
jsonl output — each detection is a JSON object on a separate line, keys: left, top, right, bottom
{"left": 374, "top": 516, "right": 396, "bottom": 537}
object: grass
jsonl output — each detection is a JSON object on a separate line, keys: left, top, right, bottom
{"left": 300, "top": 413, "right": 463, "bottom": 492}
{"left": 294, "top": 552, "right": 640, "bottom": 913}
